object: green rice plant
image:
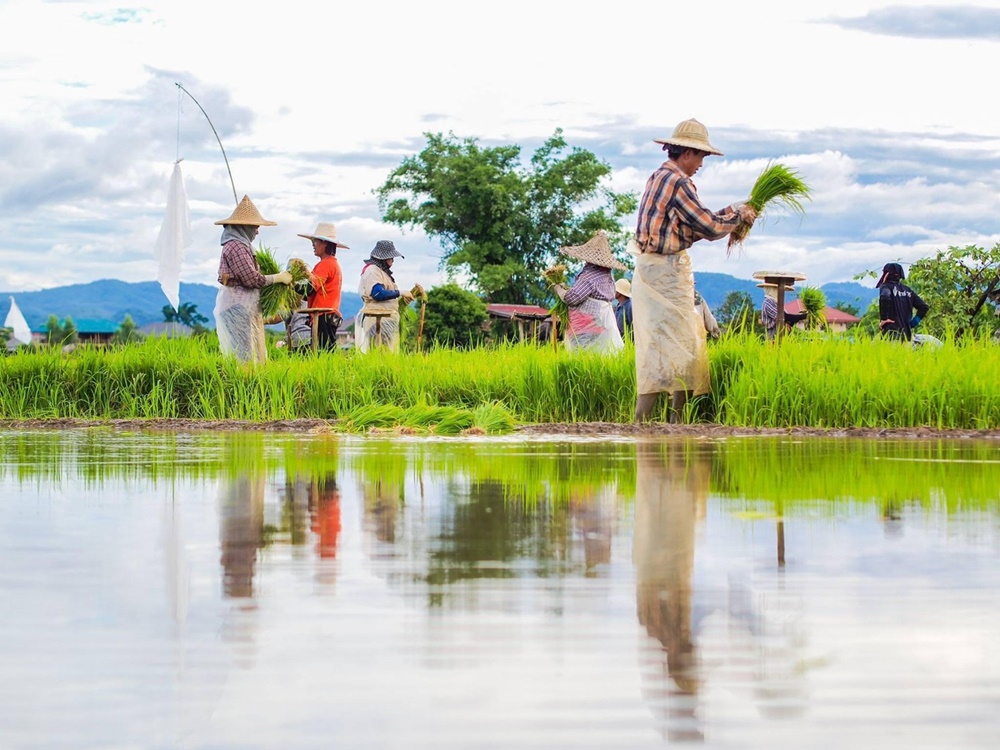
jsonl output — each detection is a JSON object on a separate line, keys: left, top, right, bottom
{"left": 796, "top": 286, "right": 827, "bottom": 330}
{"left": 256, "top": 245, "right": 313, "bottom": 319}
{"left": 729, "top": 162, "right": 812, "bottom": 251}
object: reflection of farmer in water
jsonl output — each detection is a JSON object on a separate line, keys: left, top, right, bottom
{"left": 219, "top": 474, "right": 265, "bottom": 599}
{"left": 569, "top": 487, "right": 615, "bottom": 574}
{"left": 362, "top": 476, "right": 402, "bottom": 545}
{"left": 633, "top": 442, "right": 709, "bottom": 743}
{"left": 309, "top": 476, "right": 342, "bottom": 559}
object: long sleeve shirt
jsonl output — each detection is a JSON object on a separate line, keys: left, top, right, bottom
{"left": 635, "top": 161, "right": 741, "bottom": 255}
{"left": 879, "top": 281, "right": 929, "bottom": 341}
{"left": 218, "top": 240, "right": 266, "bottom": 288}
{"left": 563, "top": 264, "right": 616, "bottom": 305}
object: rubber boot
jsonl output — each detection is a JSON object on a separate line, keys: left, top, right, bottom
{"left": 669, "top": 390, "right": 690, "bottom": 424}
{"left": 634, "top": 393, "right": 660, "bottom": 423}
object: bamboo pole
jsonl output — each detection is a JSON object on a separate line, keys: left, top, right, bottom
{"left": 417, "top": 300, "right": 427, "bottom": 352}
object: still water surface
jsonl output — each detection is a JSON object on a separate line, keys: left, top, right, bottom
{"left": 1, "top": 430, "right": 999, "bottom": 749}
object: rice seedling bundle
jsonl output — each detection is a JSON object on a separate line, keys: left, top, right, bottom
{"left": 256, "top": 246, "right": 317, "bottom": 318}
{"left": 543, "top": 264, "right": 569, "bottom": 330}
{"left": 728, "top": 163, "right": 812, "bottom": 252}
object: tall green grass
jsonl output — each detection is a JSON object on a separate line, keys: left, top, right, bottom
{"left": 1, "top": 330, "right": 999, "bottom": 428}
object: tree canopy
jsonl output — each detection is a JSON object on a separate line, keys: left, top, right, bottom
{"left": 163, "top": 302, "right": 208, "bottom": 329}
{"left": 907, "top": 243, "right": 1000, "bottom": 337}
{"left": 421, "top": 284, "right": 489, "bottom": 349}
{"left": 376, "top": 129, "right": 637, "bottom": 305}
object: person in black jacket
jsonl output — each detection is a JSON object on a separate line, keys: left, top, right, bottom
{"left": 877, "top": 262, "right": 929, "bottom": 342}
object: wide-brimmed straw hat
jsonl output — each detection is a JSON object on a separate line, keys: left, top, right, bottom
{"left": 614, "top": 278, "right": 632, "bottom": 298}
{"left": 560, "top": 231, "right": 627, "bottom": 271}
{"left": 653, "top": 118, "right": 724, "bottom": 157}
{"left": 298, "top": 222, "right": 350, "bottom": 249}
{"left": 214, "top": 195, "right": 277, "bottom": 226}
{"left": 370, "top": 240, "right": 404, "bottom": 260}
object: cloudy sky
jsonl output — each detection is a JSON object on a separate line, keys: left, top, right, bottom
{"left": 2, "top": 0, "right": 999, "bottom": 301}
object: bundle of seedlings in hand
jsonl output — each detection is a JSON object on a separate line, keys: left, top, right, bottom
{"left": 287, "top": 257, "right": 318, "bottom": 304}
{"left": 257, "top": 246, "right": 316, "bottom": 318}
{"left": 410, "top": 284, "right": 427, "bottom": 301}
{"left": 728, "top": 162, "right": 812, "bottom": 253}
{"left": 543, "top": 264, "right": 570, "bottom": 329}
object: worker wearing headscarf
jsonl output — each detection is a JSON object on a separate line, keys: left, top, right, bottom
{"left": 877, "top": 262, "right": 929, "bottom": 342}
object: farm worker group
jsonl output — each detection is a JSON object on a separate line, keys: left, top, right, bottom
{"left": 212, "top": 196, "right": 414, "bottom": 363}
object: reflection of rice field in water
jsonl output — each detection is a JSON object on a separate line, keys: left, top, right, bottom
{"left": 3, "top": 431, "right": 998, "bottom": 516}
{"left": 1, "top": 331, "right": 999, "bottom": 428}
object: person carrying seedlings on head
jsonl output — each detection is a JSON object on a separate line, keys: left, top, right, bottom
{"left": 214, "top": 195, "right": 292, "bottom": 364}
{"left": 298, "top": 222, "right": 350, "bottom": 351}
{"left": 615, "top": 278, "right": 634, "bottom": 342}
{"left": 632, "top": 119, "right": 757, "bottom": 423}
{"left": 551, "top": 231, "right": 626, "bottom": 354}
{"left": 356, "top": 240, "right": 414, "bottom": 353}
{"left": 877, "top": 262, "right": 928, "bottom": 343}
{"left": 759, "top": 283, "right": 807, "bottom": 340}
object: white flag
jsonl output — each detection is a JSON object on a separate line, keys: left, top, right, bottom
{"left": 5, "top": 296, "right": 32, "bottom": 345}
{"left": 155, "top": 162, "right": 192, "bottom": 312}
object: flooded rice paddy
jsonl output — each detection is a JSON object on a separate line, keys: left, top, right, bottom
{"left": 1, "top": 429, "right": 999, "bottom": 749}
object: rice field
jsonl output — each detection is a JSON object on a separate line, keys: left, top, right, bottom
{"left": 1, "top": 330, "right": 998, "bottom": 430}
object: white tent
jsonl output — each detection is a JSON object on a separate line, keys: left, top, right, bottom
{"left": 155, "top": 161, "right": 192, "bottom": 312}
{"left": 4, "top": 296, "right": 32, "bottom": 345}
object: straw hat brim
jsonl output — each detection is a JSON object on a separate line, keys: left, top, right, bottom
{"left": 561, "top": 232, "right": 629, "bottom": 271}
{"left": 757, "top": 282, "right": 794, "bottom": 290}
{"left": 213, "top": 195, "right": 277, "bottom": 226}
{"left": 297, "top": 234, "right": 350, "bottom": 249}
{"left": 652, "top": 136, "right": 724, "bottom": 156}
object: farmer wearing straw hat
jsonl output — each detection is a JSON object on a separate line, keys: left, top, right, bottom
{"left": 214, "top": 195, "right": 291, "bottom": 363}
{"left": 631, "top": 119, "right": 757, "bottom": 423}
{"left": 759, "top": 282, "right": 807, "bottom": 340}
{"left": 356, "top": 240, "right": 415, "bottom": 353}
{"left": 614, "top": 278, "right": 633, "bottom": 341}
{"left": 553, "top": 231, "right": 626, "bottom": 354}
{"left": 298, "top": 222, "right": 350, "bottom": 351}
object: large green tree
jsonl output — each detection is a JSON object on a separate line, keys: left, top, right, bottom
{"left": 421, "top": 284, "right": 489, "bottom": 349}
{"left": 46, "top": 315, "right": 78, "bottom": 347}
{"left": 715, "top": 291, "right": 762, "bottom": 335}
{"left": 376, "top": 129, "right": 637, "bottom": 305}
{"left": 163, "top": 302, "right": 209, "bottom": 329}
{"left": 857, "top": 243, "right": 1000, "bottom": 338}
{"left": 907, "top": 243, "right": 1000, "bottom": 337}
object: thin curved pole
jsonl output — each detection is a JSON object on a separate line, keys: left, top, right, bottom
{"left": 175, "top": 82, "right": 238, "bottom": 205}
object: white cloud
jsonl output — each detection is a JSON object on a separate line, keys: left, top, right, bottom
{"left": 2, "top": 0, "right": 1000, "bottom": 294}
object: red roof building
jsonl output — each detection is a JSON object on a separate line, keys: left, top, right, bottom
{"left": 784, "top": 300, "right": 861, "bottom": 332}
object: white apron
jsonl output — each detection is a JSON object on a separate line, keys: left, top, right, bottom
{"left": 565, "top": 296, "right": 624, "bottom": 354}
{"left": 632, "top": 250, "right": 709, "bottom": 396}
{"left": 214, "top": 286, "right": 267, "bottom": 364}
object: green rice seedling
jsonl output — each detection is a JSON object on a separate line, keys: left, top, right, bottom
{"left": 729, "top": 162, "right": 812, "bottom": 251}
{"left": 796, "top": 286, "right": 827, "bottom": 330}
{"left": 256, "top": 245, "right": 312, "bottom": 319}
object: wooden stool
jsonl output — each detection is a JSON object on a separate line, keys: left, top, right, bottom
{"left": 299, "top": 307, "right": 338, "bottom": 352}
{"left": 361, "top": 311, "right": 393, "bottom": 349}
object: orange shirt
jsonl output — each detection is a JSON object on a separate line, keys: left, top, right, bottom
{"left": 309, "top": 255, "right": 343, "bottom": 313}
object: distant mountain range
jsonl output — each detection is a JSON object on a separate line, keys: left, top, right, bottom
{"left": 1, "top": 276, "right": 878, "bottom": 333}
{"left": 0, "top": 280, "right": 364, "bottom": 332}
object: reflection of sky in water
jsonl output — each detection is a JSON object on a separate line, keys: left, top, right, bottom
{"left": 0, "top": 431, "right": 998, "bottom": 749}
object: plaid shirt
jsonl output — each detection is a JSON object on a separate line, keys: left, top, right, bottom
{"left": 218, "top": 240, "right": 266, "bottom": 288}
{"left": 563, "top": 263, "right": 616, "bottom": 305}
{"left": 635, "top": 161, "right": 741, "bottom": 255}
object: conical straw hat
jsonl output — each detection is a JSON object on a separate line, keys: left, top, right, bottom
{"left": 297, "top": 222, "right": 350, "bottom": 248}
{"left": 214, "top": 195, "right": 277, "bottom": 226}
{"left": 653, "top": 118, "right": 724, "bottom": 156}
{"left": 560, "top": 231, "right": 627, "bottom": 271}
